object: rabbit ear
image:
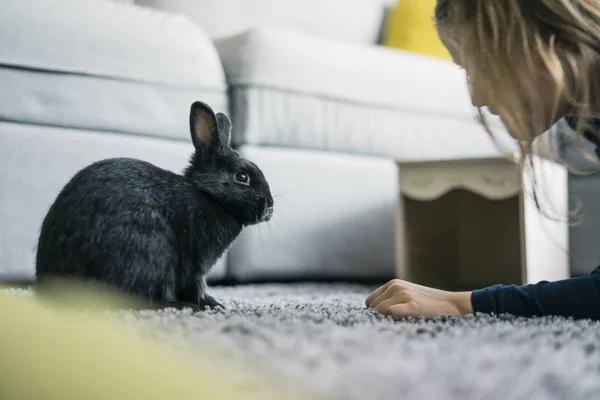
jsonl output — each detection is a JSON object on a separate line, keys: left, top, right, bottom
{"left": 215, "top": 113, "right": 232, "bottom": 148}
{"left": 189, "top": 103, "right": 233, "bottom": 157}
{"left": 189, "top": 101, "right": 217, "bottom": 154}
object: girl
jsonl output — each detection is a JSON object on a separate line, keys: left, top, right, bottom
{"left": 366, "top": 0, "right": 600, "bottom": 320}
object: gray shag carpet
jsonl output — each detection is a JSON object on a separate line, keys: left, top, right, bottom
{"left": 4, "top": 283, "right": 600, "bottom": 400}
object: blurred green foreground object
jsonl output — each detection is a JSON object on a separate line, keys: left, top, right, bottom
{"left": 0, "top": 283, "right": 291, "bottom": 400}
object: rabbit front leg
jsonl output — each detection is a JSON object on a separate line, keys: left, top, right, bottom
{"left": 157, "top": 280, "right": 204, "bottom": 312}
{"left": 198, "top": 293, "right": 224, "bottom": 309}
{"left": 176, "top": 276, "right": 224, "bottom": 310}
{"left": 197, "top": 277, "right": 225, "bottom": 310}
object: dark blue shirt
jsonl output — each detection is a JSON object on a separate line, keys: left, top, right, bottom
{"left": 471, "top": 267, "right": 600, "bottom": 320}
{"left": 471, "top": 117, "right": 600, "bottom": 320}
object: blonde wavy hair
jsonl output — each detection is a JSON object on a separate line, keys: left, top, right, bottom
{"left": 434, "top": 0, "right": 600, "bottom": 166}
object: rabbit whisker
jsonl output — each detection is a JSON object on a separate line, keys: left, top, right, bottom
{"left": 270, "top": 217, "right": 285, "bottom": 235}
{"left": 266, "top": 221, "right": 276, "bottom": 243}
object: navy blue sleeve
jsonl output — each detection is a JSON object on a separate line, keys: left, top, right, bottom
{"left": 471, "top": 268, "right": 600, "bottom": 320}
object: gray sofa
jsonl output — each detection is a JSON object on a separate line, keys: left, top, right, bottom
{"left": 0, "top": 0, "right": 228, "bottom": 281}
{"left": 1, "top": 0, "right": 597, "bottom": 284}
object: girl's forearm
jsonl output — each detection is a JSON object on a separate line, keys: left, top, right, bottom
{"left": 450, "top": 291, "right": 474, "bottom": 315}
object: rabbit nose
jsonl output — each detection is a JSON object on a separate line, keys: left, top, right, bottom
{"left": 260, "top": 197, "right": 273, "bottom": 222}
{"left": 264, "top": 200, "right": 272, "bottom": 214}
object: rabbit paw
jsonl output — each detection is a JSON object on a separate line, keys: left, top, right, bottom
{"left": 198, "top": 294, "right": 225, "bottom": 310}
{"left": 163, "top": 301, "right": 203, "bottom": 312}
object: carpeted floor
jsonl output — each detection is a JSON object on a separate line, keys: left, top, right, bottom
{"left": 4, "top": 283, "right": 600, "bottom": 399}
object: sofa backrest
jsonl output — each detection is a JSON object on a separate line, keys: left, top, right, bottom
{"left": 135, "top": 0, "right": 392, "bottom": 45}
{"left": 0, "top": 0, "right": 228, "bottom": 140}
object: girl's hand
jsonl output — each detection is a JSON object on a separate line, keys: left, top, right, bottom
{"left": 365, "top": 279, "right": 473, "bottom": 319}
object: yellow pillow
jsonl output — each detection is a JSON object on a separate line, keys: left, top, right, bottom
{"left": 382, "top": 0, "right": 451, "bottom": 60}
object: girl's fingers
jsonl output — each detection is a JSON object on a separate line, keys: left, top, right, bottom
{"left": 365, "top": 281, "right": 393, "bottom": 307}
{"left": 374, "top": 298, "right": 396, "bottom": 314}
{"left": 368, "top": 284, "right": 398, "bottom": 309}
{"left": 387, "top": 303, "right": 417, "bottom": 319}
{"left": 374, "top": 291, "right": 411, "bottom": 314}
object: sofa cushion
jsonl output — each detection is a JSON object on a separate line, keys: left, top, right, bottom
{"left": 136, "top": 0, "right": 389, "bottom": 45}
{"left": 228, "top": 145, "right": 397, "bottom": 282}
{"left": 216, "top": 28, "right": 517, "bottom": 162}
{"left": 0, "top": 0, "right": 227, "bottom": 141}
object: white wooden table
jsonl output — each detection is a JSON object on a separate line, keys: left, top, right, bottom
{"left": 395, "top": 156, "right": 569, "bottom": 291}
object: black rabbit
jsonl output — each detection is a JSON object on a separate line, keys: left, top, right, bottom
{"left": 35, "top": 102, "right": 273, "bottom": 311}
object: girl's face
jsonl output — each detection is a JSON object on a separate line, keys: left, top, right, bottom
{"left": 439, "top": 31, "right": 570, "bottom": 137}
{"left": 439, "top": 35, "right": 496, "bottom": 113}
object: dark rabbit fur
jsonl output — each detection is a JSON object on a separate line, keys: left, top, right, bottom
{"left": 35, "top": 102, "right": 273, "bottom": 311}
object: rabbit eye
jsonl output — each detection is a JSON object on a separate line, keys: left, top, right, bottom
{"left": 234, "top": 172, "right": 250, "bottom": 185}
